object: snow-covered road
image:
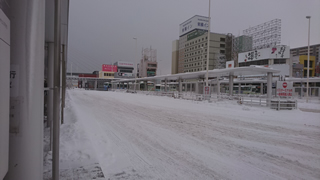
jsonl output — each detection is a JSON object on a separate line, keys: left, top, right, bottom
{"left": 69, "top": 89, "right": 320, "bottom": 180}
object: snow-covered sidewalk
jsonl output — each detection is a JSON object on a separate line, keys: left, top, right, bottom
{"left": 43, "top": 90, "right": 105, "bottom": 180}
{"left": 66, "top": 89, "right": 319, "bottom": 179}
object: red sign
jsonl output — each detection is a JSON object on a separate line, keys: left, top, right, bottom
{"left": 282, "top": 82, "right": 287, "bottom": 88}
{"left": 204, "top": 86, "right": 210, "bottom": 95}
{"left": 102, "top": 64, "right": 117, "bottom": 72}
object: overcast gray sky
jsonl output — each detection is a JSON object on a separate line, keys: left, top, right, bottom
{"left": 67, "top": 0, "right": 320, "bottom": 74}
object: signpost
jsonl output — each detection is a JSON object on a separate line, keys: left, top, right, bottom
{"left": 276, "top": 81, "right": 293, "bottom": 97}
{"left": 204, "top": 86, "right": 210, "bottom": 100}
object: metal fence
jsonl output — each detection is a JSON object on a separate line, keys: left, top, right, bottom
{"left": 293, "top": 87, "right": 320, "bottom": 98}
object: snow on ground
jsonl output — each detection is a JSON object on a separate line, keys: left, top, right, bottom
{"left": 43, "top": 91, "right": 105, "bottom": 180}
{"left": 297, "top": 97, "right": 320, "bottom": 110}
{"left": 66, "top": 89, "right": 319, "bottom": 180}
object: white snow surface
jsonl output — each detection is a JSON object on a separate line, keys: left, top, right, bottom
{"left": 68, "top": 89, "right": 320, "bottom": 180}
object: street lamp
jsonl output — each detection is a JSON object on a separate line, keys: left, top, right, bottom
{"left": 133, "top": 37, "right": 137, "bottom": 93}
{"left": 306, "top": 16, "right": 311, "bottom": 103}
{"left": 201, "top": 47, "right": 204, "bottom": 71}
{"left": 205, "top": 0, "right": 211, "bottom": 87}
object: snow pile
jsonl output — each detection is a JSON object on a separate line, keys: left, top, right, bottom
{"left": 43, "top": 91, "right": 105, "bottom": 180}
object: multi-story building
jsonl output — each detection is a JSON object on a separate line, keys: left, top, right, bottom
{"left": 137, "top": 47, "right": 157, "bottom": 77}
{"left": 232, "top": 35, "right": 253, "bottom": 66}
{"left": 290, "top": 44, "right": 320, "bottom": 64}
{"left": 291, "top": 55, "right": 316, "bottom": 77}
{"left": 171, "top": 40, "right": 179, "bottom": 74}
{"left": 172, "top": 15, "right": 228, "bottom": 74}
{"left": 113, "top": 61, "right": 134, "bottom": 78}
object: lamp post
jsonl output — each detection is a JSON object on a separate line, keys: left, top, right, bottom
{"left": 306, "top": 16, "right": 311, "bottom": 103}
{"left": 205, "top": 0, "right": 211, "bottom": 87}
{"left": 133, "top": 37, "right": 137, "bottom": 93}
{"left": 201, "top": 47, "right": 204, "bottom": 71}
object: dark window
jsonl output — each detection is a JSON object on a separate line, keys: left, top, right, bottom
{"left": 220, "top": 50, "right": 225, "bottom": 54}
{"left": 220, "top": 38, "right": 225, "bottom": 42}
{"left": 274, "top": 59, "right": 286, "bottom": 64}
{"left": 220, "top": 44, "right": 225, "bottom": 48}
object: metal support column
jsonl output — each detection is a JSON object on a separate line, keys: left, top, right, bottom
{"left": 61, "top": 44, "right": 66, "bottom": 124}
{"left": 179, "top": 79, "right": 182, "bottom": 93}
{"left": 238, "top": 83, "right": 241, "bottom": 94}
{"left": 94, "top": 79, "right": 97, "bottom": 90}
{"left": 53, "top": 0, "right": 61, "bottom": 179}
{"left": 5, "top": 1, "right": 45, "bottom": 179}
{"left": 47, "top": 43, "right": 54, "bottom": 151}
{"left": 229, "top": 74, "right": 234, "bottom": 96}
{"left": 217, "top": 77, "right": 220, "bottom": 97}
{"left": 267, "top": 72, "right": 273, "bottom": 107}
{"left": 195, "top": 81, "right": 199, "bottom": 94}
{"left": 165, "top": 79, "right": 168, "bottom": 92}
{"left": 260, "top": 83, "right": 263, "bottom": 94}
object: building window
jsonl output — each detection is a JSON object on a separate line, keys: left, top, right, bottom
{"left": 220, "top": 50, "right": 225, "bottom": 54}
{"left": 274, "top": 59, "right": 286, "bottom": 64}
{"left": 206, "top": 37, "right": 207, "bottom": 39}
{"left": 220, "top": 38, "right": 225, "bottom": 42}
{"left": 220, "top": 44, "right": 225, "bottom": 48}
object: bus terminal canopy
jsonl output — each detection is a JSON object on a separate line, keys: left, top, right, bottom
{"left": 112, "top": 66, "right": 281, "bottom": 83}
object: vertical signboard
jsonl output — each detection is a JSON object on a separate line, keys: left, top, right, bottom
{"left": 276, "top": 81, "right": 293, "bottom": 97}
{"left": 0, "top": 3, "right": 10, "bottom": 179}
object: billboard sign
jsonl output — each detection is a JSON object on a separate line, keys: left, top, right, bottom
{"left": 116, "top": 61, "right": 134, "bottom": 68}
{"left": 179, "top": 15, "right": 209, "bottom": 36}
{"left": 238, "top": 45, "right": 290, "bottom": 63}
{"left": 276, "top": 81, "right": 293, "bottom": 97}
{"left": 102, "top": 64, "right": 117, "bottom": 72}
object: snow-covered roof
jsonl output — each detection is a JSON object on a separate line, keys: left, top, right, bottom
{"left": 112, "top": 66, "right": 280, "bottom": 83}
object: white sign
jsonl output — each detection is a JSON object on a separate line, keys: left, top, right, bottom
{"left": 226, "top": 61, "right": 234, "bottom": 68}
{"left": 238, "top": 45, "right": 290, "bottom": 63}
{"left": 115, "top": 61, "right": 134, "bottom": 68}
{"left": 179, "top": 15, "right": 209, "bottom": 36}
{"left": 276, "top": 81, "right": 293, "bottom": 97}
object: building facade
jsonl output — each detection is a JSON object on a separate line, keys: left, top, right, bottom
{"left": 171, "top": 40, "right": 179, "bottom": 74}
{"left": 138, "top": 47, "right": 158, "bottom": 77}
{"left": 290, "top": 44, "right": 320, "bottom": 64}
{"left": 113, "top": 61, "right": 134, "bottom": 78}
{"left": 173, "top": 15, "right": 228, "bottom": 74}
{"left": 238, "top": 45, "right": 291, "bottom": 76}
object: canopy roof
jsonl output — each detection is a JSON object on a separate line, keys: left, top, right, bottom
{"left": 112, "top": 66, "right": 280, "bottom": 83}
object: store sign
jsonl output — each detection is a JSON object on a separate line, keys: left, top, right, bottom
{"left": 118, "top": 72, "right": 133, "bottom": 77}
{"left": 276, "top": 81, "right": 293, "bottom": 97}
{"left": 102, "top": 64, "right": 117, "bottom": 72}
{"left": 116, "top": 61, "right": 134, "bottom": 68}
{"left": 238, "top": 45, "right": 290, "bottom": 63}
{"left": 179, "top": 15, "right": 209, "bottom": 36}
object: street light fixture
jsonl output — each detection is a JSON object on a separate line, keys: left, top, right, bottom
{"left": 133, "top": 37, "right": 137, "bottom": 93}
{"left": 306, "top": 16, "right": 310, "bottom": 103}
